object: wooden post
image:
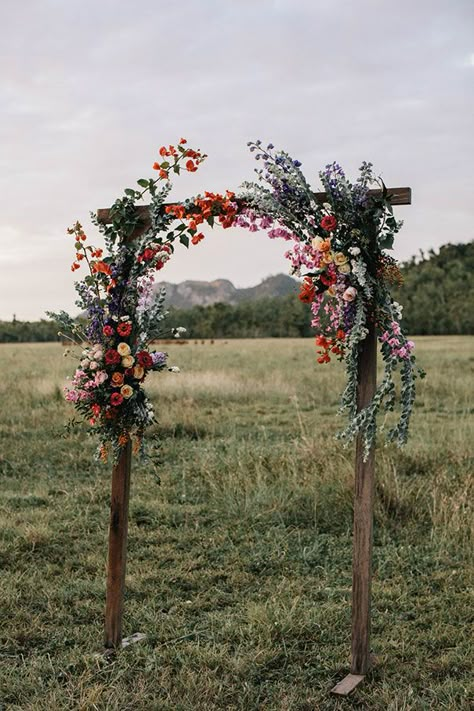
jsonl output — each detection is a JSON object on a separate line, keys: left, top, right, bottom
{"left": 104, "top": 439, "right": 132, "bottom": 648}
{"left": 351, "top": 316, "right": 377, "bottom": 674}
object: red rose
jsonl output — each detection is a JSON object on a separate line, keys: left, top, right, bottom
{"left": 137, "top": 350, "right": 153, "bottom": 368}
{"left": 105, "top": 349, "right": 121, "bottom": 365}
{"left": 320, "top": 215, "right": 337, "bottom": 232}
{"left": 110, "top": 393, "right": 124, "bottom": 406}
{"left": 117, "top": 322, "right": 132, "bottom": 337}
{"left": 320, "top": 271, "right": 337, "bottom": 286}
{"left": 103, "top": 325, "right": 114, "bottom": 337}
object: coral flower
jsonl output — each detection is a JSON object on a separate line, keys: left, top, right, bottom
{"left": 191, "top": 233, "right": 204, "bottom": 245}
{"left": 186, "top": 160, "right": 197, "bottom": 172}
{"left": 92, "top": 261, "right": 112, "bottom": 276}
{"left": 320, "top": 215, "right": 337, "bottom": 232}
{"left": 110, "top": 393, "right": 123, "bottom": 406}
{"left": 103, "top": 325, "right": 114, "bottom": 337}
{"left": 117, "top": 322, "right": 132, "bottom": 337}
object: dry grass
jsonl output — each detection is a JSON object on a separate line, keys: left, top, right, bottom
{"left": 0, "top": 337, "right": 473, "bottom": 709}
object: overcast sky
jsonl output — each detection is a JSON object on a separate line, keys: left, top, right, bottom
{"left": 1, "top": 0, "right": 472, "bottom": 320}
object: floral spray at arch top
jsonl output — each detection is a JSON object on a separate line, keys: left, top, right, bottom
{"left": 231, "top": 141, "right": 425, "bottom": 459}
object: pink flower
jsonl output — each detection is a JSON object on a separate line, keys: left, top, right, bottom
{"left": 94, "top": 371, "right": 108, "bottom": 386}
{"left": 64, "top": 389, "right": 79, "bottom": 402}
{"left": 407, "top": 340, "right": 415, "bottom": 350}
{"left": 342, "top": 286, "right": 357, "bottom": 302}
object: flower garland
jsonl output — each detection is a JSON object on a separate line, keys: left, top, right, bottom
{"left": 232, "top": 141, "right": 425, "bottom": 458}
{"left": 50, "top": 139, "right": 237, "bottom": 461}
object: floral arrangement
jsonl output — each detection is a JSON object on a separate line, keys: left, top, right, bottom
{"left": 50, "top": 139, "right": 237, "bottom": 461}
{"left": 232, "top": 141, "right": 425, "bottom": 457}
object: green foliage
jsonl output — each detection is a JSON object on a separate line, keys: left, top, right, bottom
{"left": 0, "top": 318, "right": 62, "bottom": 343}
{"left": 394, "top": 241, "right": 474, "bottom": 335}
{"left": 166, "top": 294, "right": 313, "bottom": 339}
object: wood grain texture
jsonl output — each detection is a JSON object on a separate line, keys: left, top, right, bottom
{"left": 331, "top": 673, "right": 366, "bottom": 696}
{"left": 350, "top": 316, "right": 377, "bottom": 675}
{"left": 96, "top": 186, "right": 411, "bottom": 225}
{"left": 104, "top": 440, "right": 132, "bottom": 648}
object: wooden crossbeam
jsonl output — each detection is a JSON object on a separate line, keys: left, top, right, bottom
{"left": 96, "top": 187, "right": 411, "bottom": 226}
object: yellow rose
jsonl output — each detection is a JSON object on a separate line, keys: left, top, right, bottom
{"left": 117, "top": 342, "right": 131, "bottom": 356}
{"left": 338, "top": 263, "right": 351, "bottom": 274}
{"left": 333, "top": 252, "right": 348, "bottom": 266}
{"left": 133, "top": 365, "right": 145, "bottom": 380}
{"left": 121, "top": 355, "right": 135, "bottom": 368}
{"left": 120, "top": 384, "right": 134, "bottom": 399}
{"left": 311, "top": 237, "right": 324, "bottom": 250}
{"left": 322, "top": 251, "right": 334, "bottom": 265}
{"left": 327, "top": 285, "right": 337, "bottom": 297}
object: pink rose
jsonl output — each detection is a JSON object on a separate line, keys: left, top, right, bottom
{"left": 342, "top": 286, "right": 357, "bottom": 302}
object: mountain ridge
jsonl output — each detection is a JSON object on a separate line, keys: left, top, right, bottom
{"left": 154, "top": 274, "right": 299, "bottom": 308}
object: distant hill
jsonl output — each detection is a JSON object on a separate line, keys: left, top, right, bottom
{"left": 393, "top": 241, "right": 474, "bottom": 334}
{"left": 155, "top": 274, "right": 298, "bottom": 308}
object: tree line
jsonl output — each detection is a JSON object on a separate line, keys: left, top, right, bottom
{"left": 1, "top": 242, "right": 472, "bottom": 342}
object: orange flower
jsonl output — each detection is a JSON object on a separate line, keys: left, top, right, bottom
{"left": 159, "top": 146, "right": 168, "bottom": 157}
{"left": 111, "top": 372, "right": 124, "bottom": 387}
{"left": 153, "top": 162, "right": 160, "bottom": 170}
{"left": 118, "top": 432, "right": 129, "bottom": 446}
{"left": 179, "top": 137, "right": 187, "bottom": 144}
{"left": 191, "top": 233, "right": 204, "bottom": 245}
{"left": 319, "top": 240, "right": 332, "bottom": 252}
{"left": 159, "top": 169, "right": 168, "bottom": 180}
{"left": 186, "top": 160, "right": 197, "bottom": 172}
{"left": 92, "top": 261, "right": 112, "bottom": 276}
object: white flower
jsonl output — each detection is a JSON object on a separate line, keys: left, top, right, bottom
{"left": 89, "top": 361, "right": 99, "bottom": 370}
{"left": 168, "top": 366, "right": 180, "bottom": 373}
{"left": 349, "top": 247, "right": 361, "bottom": 256}
{"left": 173, "top": 327, "right": 187, "bottom": 338}
{"left": 120, "top": 316, "right": 130, "bottom": 321}
{"left": 80, "top": 358, "right": 90, "bottom": 368}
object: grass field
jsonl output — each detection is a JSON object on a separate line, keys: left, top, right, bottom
{"left": 0, "top": 337, "right": 473, "bottom": 710}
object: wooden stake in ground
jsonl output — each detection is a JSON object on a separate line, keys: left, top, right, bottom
{"left": 104, "top": 439, "right": 132, "bottom": 648}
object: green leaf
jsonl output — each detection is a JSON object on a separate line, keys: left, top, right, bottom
{"left": 379, "top": 233, "right": 394, "bottom": 250}
{"left": 137, "top": 179, "right": 149, "bottom": 188}
{"left": 207, "top": 215, "right": 215, "bottom": 227}
{"left": 124, "top": 188, "right": 136, "bottom": 197}
{"left": 179, "top": 234, "right": 189, "bottom": 248}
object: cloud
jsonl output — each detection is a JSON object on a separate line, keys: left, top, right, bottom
{"left": 0, "top": 0, "right": 473, "bottom": 318}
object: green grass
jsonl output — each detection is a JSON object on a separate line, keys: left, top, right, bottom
{"left": 0, "top": 337, "right": 473, "bottom": 710}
